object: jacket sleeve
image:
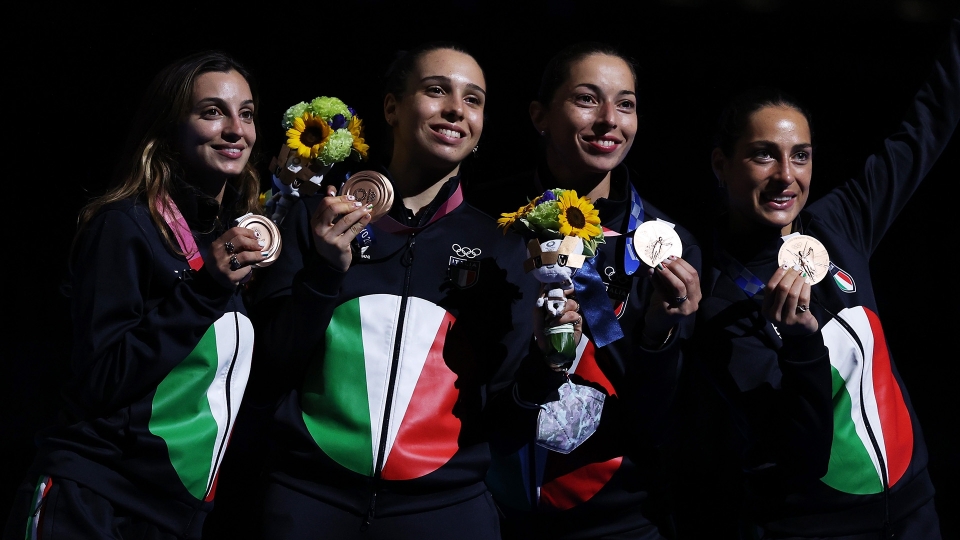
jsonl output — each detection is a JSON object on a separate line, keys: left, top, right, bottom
{"left": 67, "top": 208, "right": 236, "bottom": 414}
{"left": 691, "top": 289, "right": 834, "bottom": 489}
{"left": 814, "top": 18, "right": 960, "bottom": 254}
{"left": 246, "top": 195, "right": 346, "bottom": 406}
{"left": 619, "top": 238, "right": 702, "bottom": 446}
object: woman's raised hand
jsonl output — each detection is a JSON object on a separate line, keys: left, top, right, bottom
{"left": 642, "top": 255, "right": 701, "bottom": 344}
{"left": 210, "top": 226, "right": 264, "bottom": 287}
{"left": 309, "top": 185, "right": 373, "bottom": 272}
{"left": 762, "top": 265, "right": 819, "bottom": 336}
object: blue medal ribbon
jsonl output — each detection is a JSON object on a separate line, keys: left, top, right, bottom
{"left": 573, "top": 252, "right": 624, "bottom": 348}
{"left": 623, "top": 184, "right": 645, "bottom": 276}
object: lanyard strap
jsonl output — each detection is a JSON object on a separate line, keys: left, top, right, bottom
{"left": 376, "top": 183, "right": 464, "bottom": 234}
{"left": 621, "top": 184, "right": 645, "bottom": 276}
{"left": 157, "top": 195, "right": 204, "bottom": 271}
{"left": 713, "top": 232, "right": 808, "bottom": 299}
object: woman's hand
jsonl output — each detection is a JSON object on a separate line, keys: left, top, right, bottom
{"left": 309, "top": 185, "right": 373, "bottom": 272}
{"left": 762, "top": 265, "right": 818, "bottom": 336}
{"left": 209, "top": 226, "right": 264, "bottom": 287}
{"left": 642, "top": 255, "right": 701, "bottom": 345}
{"left": 533, "top": 288, "right": 582, "bottom": 370}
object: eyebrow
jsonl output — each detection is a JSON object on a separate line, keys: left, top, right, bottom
{"left": 195, "top": 97, "right": 255, "bottom": 107}
{"left": 574, "top": 83, "right": 636, "bottom": 98}
{"left": 421, "top": 75, "right": 487, "bottom": 96}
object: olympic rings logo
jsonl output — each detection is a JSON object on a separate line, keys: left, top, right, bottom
{"left": 452, "top": 244, "right": 482, "bottom": 258}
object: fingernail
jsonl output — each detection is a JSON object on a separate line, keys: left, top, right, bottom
{"left": 258, "top": 239, "right": 266, "bottom": 247}
{"left": 262, "top": 252, "right": 269, "bottom": 258}
{"left": 793, "top": 264, "right": 801, "bottom": 272}
{"left": 354, "top": 201, "right": 362, "bottom": 207}
{"left": 655, "top": 263, "right": 665, "bottom": 271}
{"left": 347, "top": 195, "right": 355, "bottom": 200}
{"left": 782, "top": 264, "right": 789, "bottom": 270}
{"left": 365, "top": 203, "right": 374, "bottom": 210}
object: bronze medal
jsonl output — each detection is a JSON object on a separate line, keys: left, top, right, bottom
{"left": 339, "top": 170, "right": 394, "bottom": 222}
{"left": 632, "top": 220, "right": 683, "bottom": 267}
{"left": 778, "top": 234, "right": 830, "bottom": 285}
{"left": 235, "top": 213, "right": 282, "bottom": 267}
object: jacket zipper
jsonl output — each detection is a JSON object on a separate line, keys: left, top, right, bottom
{"left": 824, "top": 308, "right": 893, "bottom": 537}
{"left": 204, "top": 310, "right": 241, "bottom": 499}
{"left": 364, "top": 233, "right": 416, "bottom": 529}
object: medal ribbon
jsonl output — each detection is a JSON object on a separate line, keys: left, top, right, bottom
{"left": 713, "top": 232, "right": 806, "bottom": 299}
{"left": 573, "top": 245, "right": 625, "bottom": 348}
{"left": 157, "top": 195, "right": 204, "bottom": 271}
{"left": 622, "top": 184, "right": 645, "bottom": 276}
{"left": 376, "top": 183, "right": 464, "bottom": 234}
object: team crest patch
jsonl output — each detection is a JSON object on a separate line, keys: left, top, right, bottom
{"left": 829, "top": 262, "right": 856, "bottom": 293}
{"left": 448, "top": 244, "right": 481, "bottom": 288}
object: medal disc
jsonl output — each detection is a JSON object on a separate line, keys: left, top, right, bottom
{"left": 235, "top": 213, "right": 282, "bottom": 267}
{"left": 778, "top": 234, "right": 830, "bottom": 285}
{"left": 632, "top": 221, "right": 682, "bottom": 267}
{"left": 340, "top": 170, "right": 394, "bottom": 222}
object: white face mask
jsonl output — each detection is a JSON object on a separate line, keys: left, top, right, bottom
{"left": 536, "top": 379, "right": 605, "bottom": 454}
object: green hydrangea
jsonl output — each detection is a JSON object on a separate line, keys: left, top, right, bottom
{"left": 524, "top": 201, "right": 561, "bottom": 236}
{"left": 309, "top": 97, "right": 351, "bottom": 122}
{"left": 282, "top": 102, "right": 309, "bottom": 129}
{"left": 317, "top": 129, "right": 355, "bottom": 165}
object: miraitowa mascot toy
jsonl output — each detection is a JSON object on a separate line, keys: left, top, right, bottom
{"left": 500, "top": 189, "right": 623, "bottom": 453}
{"left": 524, "top": 235, "right": 586, "bottom": 367}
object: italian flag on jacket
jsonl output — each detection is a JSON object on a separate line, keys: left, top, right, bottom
{"left": 819, "top": 306, "right": 913, "bottom": 494}
{"left": 300, "top": 294, "right": 462, "bottom": 480}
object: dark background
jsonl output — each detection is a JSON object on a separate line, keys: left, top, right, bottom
{"left": 4, "top": 1, "right": 958, "bottom": 536}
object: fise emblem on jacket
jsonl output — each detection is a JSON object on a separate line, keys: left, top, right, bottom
{"left": 603, "top": 265, "right": 630, "bottom": 318}
{"left": 829, "top": 262, "right": 856, "bottom": 293}
{"left": 448, "top": 243, "right": 481, "bottom": 288}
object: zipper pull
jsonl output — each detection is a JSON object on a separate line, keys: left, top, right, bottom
{"left": 361, "top": 491, "right": 377, "bottom": 530}
{"left": 401, "top": 234, "right": 416, "bottom": 267}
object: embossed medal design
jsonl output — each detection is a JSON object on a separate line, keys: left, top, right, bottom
{"left": 778, "top": 234, "right": 830, "bottom": 285}
{"left": 340, "top": 170, "right": 394, "bottom": 222}
{"left": 235, "top": 213, "right": 282, "bottom": 267}
{"left": 632, "top": 221, "right": 682, "bottom": 267}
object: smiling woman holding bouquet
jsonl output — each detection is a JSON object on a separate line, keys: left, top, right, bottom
{"left": 3, "top": 50, "right": 264, "bottom": 540}
{"left": 247, "top": 42, "right": 539, "bottom": 539}
{"left": 469, "top": 42, "right": 701, "bottom": 540}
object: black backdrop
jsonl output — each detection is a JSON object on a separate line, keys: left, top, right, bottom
{"left": 5, "top": 1, "right": 959, "bottom": 536}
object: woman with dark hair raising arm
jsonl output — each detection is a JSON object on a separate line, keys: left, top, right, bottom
{"left": 684, "top": 17, "right": 959, "bottom": 539}
{"left": 4, "top": 50, "right": 264, "bottom": 540}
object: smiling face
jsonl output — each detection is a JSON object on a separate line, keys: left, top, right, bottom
{"left": 384, "top": 48, "right": 485, "bottom": 175}
{"left": 713, "top": 105, "right": 813, "bottom": 236}
{"left": 532, "top": 53, "right": 637, "bottom": 186}
{"left": 177, "top": 70, "right": 256, "bottom": 194}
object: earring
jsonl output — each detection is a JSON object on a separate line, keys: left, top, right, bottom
{"left": 540, "top": 130, "right": 546, "bottom": 136}
{"left": 472, "top": 145, "right": 479, "bottom": 155}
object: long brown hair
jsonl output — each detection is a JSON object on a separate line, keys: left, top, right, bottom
{"left": 76, "top": 50, "right": 261, "bottom": 253}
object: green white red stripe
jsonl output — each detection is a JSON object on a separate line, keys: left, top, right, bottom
{"left": 820, "top": 306, "right": 912, "bottom": 494}
{"left": 301, "top": 294, "right": 461, "bottom": 479}
{"left": 149, "top": 313, "right": 253, "bottom": 500}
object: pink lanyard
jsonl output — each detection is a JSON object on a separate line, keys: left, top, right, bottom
{"left": 375, "top": 183, "right": 464, "bottom": 234}
{"left": 157, "top": 195, "right": 204, "bottom": 271}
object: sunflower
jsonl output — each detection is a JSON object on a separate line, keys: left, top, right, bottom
{"left": 497, "top": 198, "right": 539, "bottom": 232}
{"left": 286, "top": 112, "right": 331, "bottom": 159}
{"left": 556, "top": 190, "right": 601, "bottom": 240}
{"left": 348, "top": 115, "right": 369, "bottom": 160}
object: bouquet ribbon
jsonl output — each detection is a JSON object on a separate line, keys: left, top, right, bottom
{"left": 573, "top": 252, "right": 624, "bottom": 348}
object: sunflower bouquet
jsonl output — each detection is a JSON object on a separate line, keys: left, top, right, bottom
{"left": 269, "top": 96, "right": 369, "bottom": 198}
{"left": 498, "top": 189, "right": 605, "bottom": 367}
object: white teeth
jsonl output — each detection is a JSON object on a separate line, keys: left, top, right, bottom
{"left": 438, "top": 128, "right": 462, "bottom": 138}
{"left": 596, "top": 140, "right": 615, "bottom": 147}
